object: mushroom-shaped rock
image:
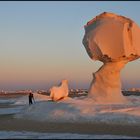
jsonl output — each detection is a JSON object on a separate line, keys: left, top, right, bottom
{"left": 83, "top": 12, "right": 140, "bottom": 103}
{"left": 50, "top": 80, "right": 69, "bottom": 101}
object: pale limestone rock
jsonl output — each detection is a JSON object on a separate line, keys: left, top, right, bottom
{"left": 83, "top": 12, "right": 140, "bottom": 103}
{"left": 50, "top": 80, "right": 69, "bottom": 101}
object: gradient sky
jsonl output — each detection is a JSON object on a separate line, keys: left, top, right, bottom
{"left": 0, "top": 1, "right": 140, "bottom": 91}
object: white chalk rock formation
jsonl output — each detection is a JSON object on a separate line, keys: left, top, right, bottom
{"left": 50, "top": 80, "right": 69, "bottom": 101}
{"left": 83, "top": 12, "right": 140, "bottom": 103}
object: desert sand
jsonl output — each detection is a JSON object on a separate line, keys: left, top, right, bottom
{"left": 0, "top": 114, "right": 140, "bottom": 137}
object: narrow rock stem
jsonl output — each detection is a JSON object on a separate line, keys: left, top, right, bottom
{"left": 88, "top": 60, "right": 128, "bottom": 103}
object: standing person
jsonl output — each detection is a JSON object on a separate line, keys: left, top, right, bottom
{"left": 29, "top": 92, "right": 34, "bottom": 105}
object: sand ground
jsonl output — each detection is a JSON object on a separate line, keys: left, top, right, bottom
{"left": 0, "top": 114, "right": 140, "bottom": 137}
{"left": 1, "top": 96, "right": 140, "bottom": 138}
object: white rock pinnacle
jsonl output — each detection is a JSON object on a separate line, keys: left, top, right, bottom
{"left": 50, "top": 80, "right": 69, "bottom": 101}
{"left": 83, "top": 12, "right": 140, "bottom": 103}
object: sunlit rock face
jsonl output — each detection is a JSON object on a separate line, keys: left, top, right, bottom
{"left": 83, "top": 12, "right": 140, "bottom": 103}
{"left": 50, "top": 80, "right": 69, "bottom": 101}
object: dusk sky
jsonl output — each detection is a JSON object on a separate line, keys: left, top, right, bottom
{"left": 0, "top": 1, "right": 140, "bottom": 91}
